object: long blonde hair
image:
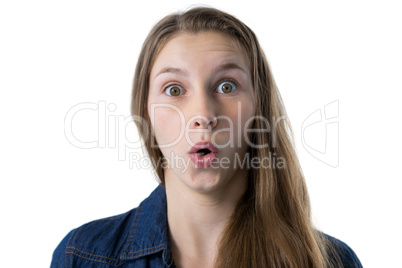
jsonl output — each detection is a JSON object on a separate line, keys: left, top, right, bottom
{"left": 131, "top": 7, "right": 341, "bottom": 268}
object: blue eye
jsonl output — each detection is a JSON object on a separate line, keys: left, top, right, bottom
{"left": 164, "top": 85, "right": 184, "bottom": 96}
{"left": 216, "top": 81, "right": 237, "bottom": 94}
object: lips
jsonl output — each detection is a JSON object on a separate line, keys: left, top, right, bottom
{"left": 188, "top": 142, "right": 218, "bottom": 168}
{"left": 189, "top": 142, "right": 218, "bottom": 154}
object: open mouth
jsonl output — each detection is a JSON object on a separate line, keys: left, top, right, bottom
{"left": 196, "top": 148, "right": 211, "bottom": 156}
{"left": 189, "top": 142, "right": 217, "bottom": 168}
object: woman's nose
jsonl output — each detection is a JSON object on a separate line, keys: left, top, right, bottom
{"left": 191, "top": 116, "right": 218, "bottom": 129}
{"left": 188, "top": 90, "right": 217, "bottom": 130}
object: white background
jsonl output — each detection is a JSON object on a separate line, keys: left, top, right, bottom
{"left": 1, "top": 0, "right": 401, "bottom": 267}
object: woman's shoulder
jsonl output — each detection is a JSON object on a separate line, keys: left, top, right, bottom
{"left": 322, "top": 233, "right": 363, "bottom": 267}
{"left": 50, "top": 186, "right": 168, "bottom": 267}
{"left": 50, "top": 207, "right": 139, "bottom": 267}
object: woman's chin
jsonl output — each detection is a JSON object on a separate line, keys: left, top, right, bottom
{"left": 165, "top": 165, "right": 239, "bottom": 195}
{"left": 184, "top": 171, "right": 223, "bottom": 193}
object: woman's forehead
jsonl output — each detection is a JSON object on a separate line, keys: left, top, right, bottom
{"left": 150, "top": 31, "right": 250, "bottom": 80}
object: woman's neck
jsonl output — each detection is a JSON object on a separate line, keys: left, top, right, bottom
{"left": 165, "top": 170, "right": 247, "bottom": 267}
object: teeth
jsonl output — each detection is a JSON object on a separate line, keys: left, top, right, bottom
{"left": 196, "top": 149, "right": 211, "bottom": 156}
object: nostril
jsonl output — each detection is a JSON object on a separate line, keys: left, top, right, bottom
{"left": 192, "top": 117, "right": 217, "bottom": 128}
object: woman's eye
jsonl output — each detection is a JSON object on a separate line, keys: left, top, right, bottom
{"left": 164, "top": 85, "right": 184, "bottom": 96}
{"left": 216, "top": 81, "right": 237, "bottom": 94}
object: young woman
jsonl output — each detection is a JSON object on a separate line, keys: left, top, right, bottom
{"left": 51, "top": 7, "right": 362, "bottom": 268}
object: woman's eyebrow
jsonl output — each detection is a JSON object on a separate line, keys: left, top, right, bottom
{"left": 214, "top": 62, "right": 248, "bottom": 74}
{"left": 153, "top": 67, "right": 187, "bottom": 81}
{"left": 153, "top": 62, "right": 248, "bottom": 81}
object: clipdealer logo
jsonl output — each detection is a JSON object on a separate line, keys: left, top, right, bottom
{"left": 64, "top": 100, "right": 340, "bottom": 168}
{"left": 301, "top": 100, "right": 339, "bottom": 167}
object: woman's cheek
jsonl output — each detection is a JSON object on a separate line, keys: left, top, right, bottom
{"left": 152, "top": 107, "right": 184, "bottom": 146}
{"left": 238, "top": 99, "right": 256, "bottom": 148}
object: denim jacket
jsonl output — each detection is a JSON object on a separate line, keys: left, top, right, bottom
{"left": 51, "top": 185, "right": 362, "bottom": 267}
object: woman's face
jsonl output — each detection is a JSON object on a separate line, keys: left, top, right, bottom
{"left": 148, "top": 31, "right": 255, "bottom": 193}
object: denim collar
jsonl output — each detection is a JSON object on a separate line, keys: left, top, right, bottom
{"left": 120, "top": 185, "right": 174, "bottom": 267}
